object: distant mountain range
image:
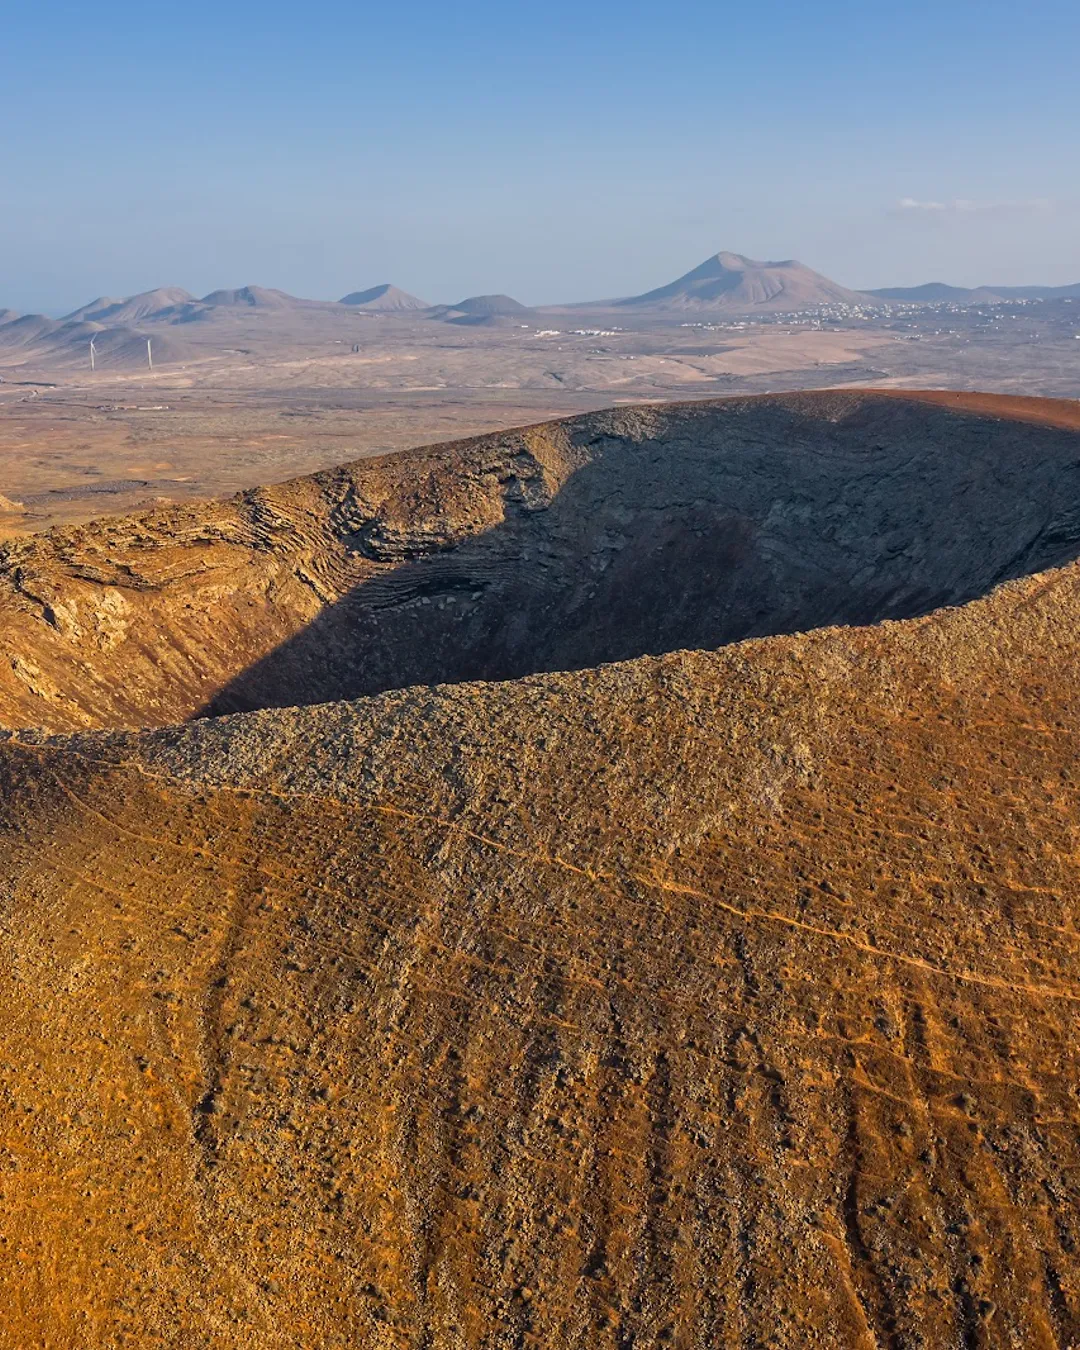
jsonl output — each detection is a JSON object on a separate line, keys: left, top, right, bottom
{"left": 0, "top": 284, "right": 539, "bottom": 368}
{"left": 13, "top": 258, "right": 1080, "bottom": 334}
{"left": 65, "top": 287, "right": 197, "bottom": 325}
{"left": 867, "top": 281, "right": 1080, "bottom": 304}
{"left": 2, "top": 252, "right": 1079, "bottom": 371}
{"left": 56, "top": 283, "right": 431, "bottom": 326}
{"left": 0, "top": 283, "right": 430, "bottom": 370}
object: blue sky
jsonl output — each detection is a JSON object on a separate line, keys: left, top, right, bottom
{"left": 1, "top": 0, "right": 1078, "bottom": 312}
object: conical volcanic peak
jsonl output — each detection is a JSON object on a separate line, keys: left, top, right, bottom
{"left": 618, "top": 250, "right": 869, "bottom": 311}
{"left": 200, "top": 285, "right": 309, "bottom": 309}
{"left": 449, "top": 293, "right": 531, "bottom": 316}
{"left": 339, "top": 284, "right": 430, "bottom": 310}
{"left": 428, "top": 293, "right": 537, "bottom": 326}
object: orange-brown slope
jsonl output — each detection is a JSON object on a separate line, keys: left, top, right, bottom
{"left": 876, "top": 388, "right": 1080, "bottom": 432}
{"left": 2, "top": 558, "right": 1080, "bottom": 1347}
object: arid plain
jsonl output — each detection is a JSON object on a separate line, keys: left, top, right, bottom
{"left": 2, "top": 252, "right": 1078, "bottom": 533}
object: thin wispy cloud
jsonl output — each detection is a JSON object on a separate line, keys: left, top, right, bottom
{"left": 892, "top": 196, "right": 1055, "bottom": 217}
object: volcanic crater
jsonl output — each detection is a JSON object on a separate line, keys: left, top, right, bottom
{"left": 4, "top": 390, "right": 1080, "bottom": 1349}
{"left": 3, "top": 389, "right": 1080, "bottom": 733}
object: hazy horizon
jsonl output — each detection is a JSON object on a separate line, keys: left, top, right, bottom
{"left": 2, "top": 0, "right": 1078, "bottom": 314}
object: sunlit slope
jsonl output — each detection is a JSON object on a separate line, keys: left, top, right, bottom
{"left": 2, "top": 554, "right": 1080, "bottom": 1346}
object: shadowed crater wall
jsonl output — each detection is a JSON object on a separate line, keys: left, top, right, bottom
{"left": 2, "top": 390, "right": 1080, "bottom": 733}
{"left": 204, "top": 392, "right": 1080, "bottom": 717}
